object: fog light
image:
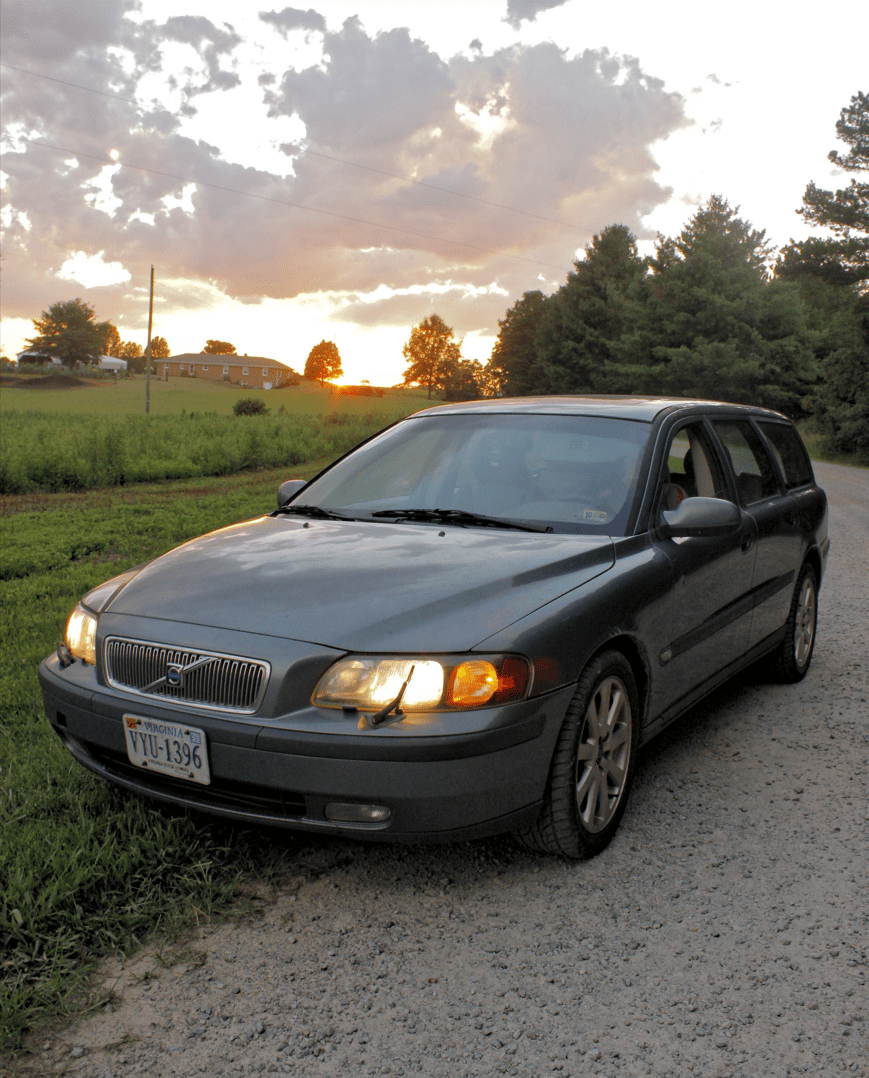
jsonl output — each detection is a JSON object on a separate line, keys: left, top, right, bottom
{"left": 324, "top": 802, "right": 391, "bottom": 823}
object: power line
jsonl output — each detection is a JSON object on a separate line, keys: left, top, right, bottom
{"left": 19, "top": 137, "right": 570, "bottom": 273}
{"left": 301, "top": 149, "right": 596, "bottom": 235}
{"left": 0, "top": 62, "right": 142, "bottom": 107}
{"left": 2, "top": 62, "right": 594, "bottom": 239}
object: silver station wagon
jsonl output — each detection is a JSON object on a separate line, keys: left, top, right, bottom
{"left": 40, "top": 397, "right": 829, "bottom": 858}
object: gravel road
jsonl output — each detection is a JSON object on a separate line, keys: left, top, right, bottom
{"left": 33, "top": 461, "right": 869, "bottom": 1078}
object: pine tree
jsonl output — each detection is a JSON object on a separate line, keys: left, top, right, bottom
{"left": 535, "top": 225, "right": 647, "bottom": 394}
{"left": 618, "top": 197, "right": 815, "bottom": 414}
{"left": 488, "top": 291, "right": 548, "bottom": 397}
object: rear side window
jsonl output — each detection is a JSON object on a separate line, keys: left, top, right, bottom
{"left": 712, "top": 420, "right": 780, "bottom": 504}
{"left": 755, "top": 422, "right": 814, "bottom": 489}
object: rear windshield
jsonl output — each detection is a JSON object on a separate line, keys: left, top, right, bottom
{"left": 302, "top": 413, "right": 651, "bottom": 535}
{"left": 755, "top": 421, "right": 814, "bottom": 489}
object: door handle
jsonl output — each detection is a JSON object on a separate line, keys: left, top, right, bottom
{"left": 741, "top": 534, "right": 754, "bottom": 554}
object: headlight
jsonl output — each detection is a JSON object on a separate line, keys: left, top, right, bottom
{"left": 65, "top": 604, "right": 98, "bottom": 664}
{"left": 313, "top": 655, "right": 530, "bottom": 712}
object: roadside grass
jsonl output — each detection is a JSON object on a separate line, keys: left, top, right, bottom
{"left": 0, "top": 382, "right": 433, "bottom": 495}
{"left": 797, "top": 425, "right": 869, "bottom": 469}
{"left": 0, "top": 408, "right": 407, "bottom": 495}
{"left": 0, "top": 374, "right": 431, "bottom": 418}
{"left": 0, "top": 465, "right": 333, "bottom": 1054}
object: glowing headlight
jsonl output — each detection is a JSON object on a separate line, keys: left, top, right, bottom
{"left": 315, "top": 658, "right": 445, "bottom": 711}
{"left": 313, "top": 655, "right": 530, "bottom": 712}
{"left": 65, "top": 604, "right": 98, "bottom": 665}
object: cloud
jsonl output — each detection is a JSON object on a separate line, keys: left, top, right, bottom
{"left": 503, "top": 0, "right": 570, "bottom": 30}
{"left": 160, "top": 15, "right": 242, "bottom": 94}
{"left": 1, "top": 5, "right": 686, "bottom": 347}
{"left": 259, "top": 6, "right": 326, "bottom": 36}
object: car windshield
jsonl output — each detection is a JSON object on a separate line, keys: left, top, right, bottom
{"left": 299, "top": 413, "right": 651, "bottom": 536}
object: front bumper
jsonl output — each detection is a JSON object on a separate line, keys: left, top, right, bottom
{"left": 39, "top": 655, "right": 574, "bottom": 842}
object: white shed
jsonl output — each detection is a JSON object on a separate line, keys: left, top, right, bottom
{"left": 98, "top": 356, "right": 128, "bottom": 372}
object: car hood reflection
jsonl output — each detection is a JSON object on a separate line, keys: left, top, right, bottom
{"left": 108, "top": 516, "right": 615, "bottom": 652}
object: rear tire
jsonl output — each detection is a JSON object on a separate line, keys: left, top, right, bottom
{"left": 516, "top": 650, "right": 639, "bottom": 859}
{"left": 770, "top": 562, "right": 818, "bottom": 683}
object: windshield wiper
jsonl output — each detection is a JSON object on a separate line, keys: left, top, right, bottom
{"left": 369, "top": 508, "right": 551, "bottom": 533}
{"left": 273, "top": 504, "right": 353, "bottom": 521}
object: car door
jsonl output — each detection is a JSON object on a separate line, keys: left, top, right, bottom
{"left": 709, "top": 418, "right": 804, "bottom": 648}
{"left": 649, "top": 419, "right": 757, "bottom": 716}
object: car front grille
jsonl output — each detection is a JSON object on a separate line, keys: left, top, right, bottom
{"left": 104, "top": 638, "right": 270, "bottom": 713}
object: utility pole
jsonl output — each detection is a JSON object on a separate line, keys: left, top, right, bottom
{"left": 145, "top": 265, "right": 154, "bottom": 415}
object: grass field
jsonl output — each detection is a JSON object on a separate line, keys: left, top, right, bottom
{"left": 0, "top": 465, "right": 343, "bottom": 1054}
{"left": 0, "top": 372, "right": 431, "bottom": 418}
{"left": 0, "top": 378, "right": 439, "bottom": 1053}
{"left": 0, "top": 378, "right": 433, "bottom": 494}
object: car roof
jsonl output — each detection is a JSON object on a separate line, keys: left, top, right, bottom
{"left": 408, "top": 396, "right": 789, "bottom": 424}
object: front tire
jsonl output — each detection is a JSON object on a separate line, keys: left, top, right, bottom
{"left": 770, "top": 562, "right": 818, "bottom": 683}
{"left": 517, "top": 650, "right": 639, "bottom": 859}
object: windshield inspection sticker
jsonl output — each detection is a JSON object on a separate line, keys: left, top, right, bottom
{"left": 583, "top": 509, "right": 608, "bottom": 523}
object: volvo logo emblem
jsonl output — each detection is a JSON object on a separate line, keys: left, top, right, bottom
{"left": 143, "top": 654, "right": 214, "bottom": 694}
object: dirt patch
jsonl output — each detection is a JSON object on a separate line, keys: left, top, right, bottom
{"left": 0, "top": 373, "right": 93, "bottom": 389}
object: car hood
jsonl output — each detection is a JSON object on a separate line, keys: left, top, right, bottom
{"left": 107, "top": 515, "right": 615, "bottom": 652}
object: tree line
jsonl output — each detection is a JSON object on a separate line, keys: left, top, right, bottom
{"left": 18, "top": 302, "right": 349, "bottom": 387}
{"left": 401, "top": 92, "right": 868, "bottom": 454}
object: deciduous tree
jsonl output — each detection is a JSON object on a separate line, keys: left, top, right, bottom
{"left": 149, "top": 336, "right": 170, "bottom": 359}
{"left": 203, "top": 340, "right": 237, "bottom": 355}
{"left": 304, "top": 340, "right": 343, "bottom": 384}
{"left": 97, "top": 323, "right": 122, "bottom": 357}
{"left": 443, "top": 358, "right": 483, "bottom": 401}
{"left": 402, "top": 315, "right": 462, "bottom": 399}
{"left": 25, "top": 298, "right": 107, "bottom": 369}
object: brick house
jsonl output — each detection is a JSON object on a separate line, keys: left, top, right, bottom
{"left": 159, "top": 354, "right": 299, "bottom": 389}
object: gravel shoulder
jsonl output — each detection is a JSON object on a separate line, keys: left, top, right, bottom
{"left": 22, "top": 462, "right": 869, "bottom": 1078}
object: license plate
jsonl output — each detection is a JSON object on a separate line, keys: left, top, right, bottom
{"left": 123, "top": 714, "right": 211, "bottom": 785}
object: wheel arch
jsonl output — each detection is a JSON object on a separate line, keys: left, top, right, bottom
{"left": 803, "top": 546, "right": 823, "bottom": 588}
{"left": 589, "top": 634, "right": 650, "bottom": 722}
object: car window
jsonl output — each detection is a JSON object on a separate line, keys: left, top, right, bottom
{"left": 755, "top": 421, "right": 814, "bottom": 489}
{"left": 659, "top": 422, "right": 729, "bottom": 512}
{"left": 301, "top": 413, "right": 652, "bottom": 536}
{"left": 712, "top": 420, "right": 780, "bottom": 504}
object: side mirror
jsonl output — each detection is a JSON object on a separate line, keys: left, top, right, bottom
{"left": 660, "top": 497, "right": 741, "bottom": 539}
{"left": 277, "top": 479, "right": 308, "bottom": 508}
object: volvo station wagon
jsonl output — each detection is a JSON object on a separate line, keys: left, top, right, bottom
{"left": 40, "top": 397, "right": 829, "bottom": 857}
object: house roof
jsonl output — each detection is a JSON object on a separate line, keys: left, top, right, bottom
{"left": 166, "top": 353, "right": 296, "bottom": 370}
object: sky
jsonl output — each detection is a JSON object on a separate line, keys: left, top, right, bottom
{"left": 1, "top": 0, "right": 864, "bottom": 384}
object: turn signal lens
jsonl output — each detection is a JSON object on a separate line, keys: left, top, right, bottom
{"left": 447, "top": 660, "right": 499, "bottom": 706}
{"left": 313, "top": 654, "right": 531, "bottom": 711}
{"left": 65, "top": 604, "right": 97, "bottom": 665}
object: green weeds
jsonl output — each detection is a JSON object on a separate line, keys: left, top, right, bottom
{"left": 0, "top": 410, "right": 395, "bottom": 494}
{"left": 0, "top": 471, "right": 315, "bottom": 1052}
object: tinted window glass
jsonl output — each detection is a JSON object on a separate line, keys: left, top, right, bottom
{"left": 712, "top": 420, "right": 780, "bottom": 504}
{"left": 303, "top": 413, "right": 651, "bottom": 535}
{"left": 660, "top": 423, "right": 730, "bottom": 512}
{"left": 755, "top": 422, "right": 814, "bottom": 488}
